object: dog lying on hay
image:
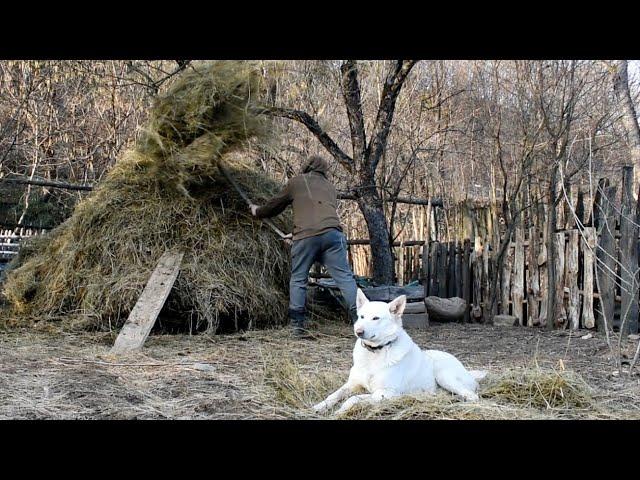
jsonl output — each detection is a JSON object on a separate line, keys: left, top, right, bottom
{"left": 314, "top": 289, "right": 487, "bottom": 415}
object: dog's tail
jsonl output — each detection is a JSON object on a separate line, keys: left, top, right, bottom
{"left": 469, "top": 370, "right": 488, "bottom": 381}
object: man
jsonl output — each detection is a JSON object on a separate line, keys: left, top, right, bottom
{"left": 249, "top": 155, "right": 358, "bottom": 337}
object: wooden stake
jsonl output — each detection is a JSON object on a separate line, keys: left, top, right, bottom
{"left": 582, "top": 227, "right": 596, "bottom": 328}
{"left": 565, "top": 229, "right": 580, "bottom": 330}
{"left": 554, "top": 232, "right": 567, "bottom": 327}
{"left": 513, "top": 225, "right": 525, "bottom": 325}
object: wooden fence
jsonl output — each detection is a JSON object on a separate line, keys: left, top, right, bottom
{"left": 347, "top": 239, "right": 425, "bottom": 286}
{"left": 345, "top": 167, "right": 640, "bottom": 333}
{"left": 0, "top": 228, "right": 43, "bottom": 261}
{"left": 420, "top": 229, "right": 597, "bottom": 327}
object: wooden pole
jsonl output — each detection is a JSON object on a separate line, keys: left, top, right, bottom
{"left": 512, "top": 225, "right": 525, "bottom": 325}
{"left": 553, "top": 232, "right": 567, "bottom": 328}
{"left": 594, "top": 182, "right": 618, "bottom": 332}
{"left": 462, "top": 239, "right": 471, "bottom": 322}
{"left": 501, "top": 239, "right": 514, "bottom": 316}
{"left": 565, "top": 229, "right": 581, "bottom": 330}
{"left": 619, "top": 166, "right": 639, "bottom": 335}
{"left": 582, "top": 227, "right": 597, "bottom": 329}
{"left": 527, "top": 223, "right": 541, "bottom": 326}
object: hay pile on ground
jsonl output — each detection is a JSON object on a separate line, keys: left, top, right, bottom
{"left": 262, "top": 355, "right": 604, "bottom": 419}
{"left": 480, "top": 366, "right": 594, "bottom": 410}
{"left": 2, "top": 61, "right": 293, "bottom": 333}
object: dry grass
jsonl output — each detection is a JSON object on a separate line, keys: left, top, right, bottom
{"left": 1, "top": 61, "right": 295, "bottom": 333}
{"left": 1, "top": 321, "right": 639, "bottom": 420}
{"left": 260, "top": 357, "right": 606, "bottom": 420}
{"left": 480, "top": 366, "right": 594, "bottom": 410}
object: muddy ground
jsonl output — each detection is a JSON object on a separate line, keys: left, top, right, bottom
{"left": 1, "top": 320, "right": 639, "bottom": 419}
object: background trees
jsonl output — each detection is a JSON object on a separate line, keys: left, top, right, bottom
{"left": 1, "top": 60, "right": 637, "bottom": 291}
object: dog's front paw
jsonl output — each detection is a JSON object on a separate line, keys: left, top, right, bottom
{"left": 335, "top": 399, "right": 358, "bottom": 416}
{"left": 313, "top": 401, "right": 328, "bottom": 413}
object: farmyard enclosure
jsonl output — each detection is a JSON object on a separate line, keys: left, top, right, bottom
{"left": 1, "top": 60, "right": 640, "bottom": 419}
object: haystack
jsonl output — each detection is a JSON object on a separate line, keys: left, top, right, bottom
{"left": 2, "top": 61, "right": 293, "bottom": 333}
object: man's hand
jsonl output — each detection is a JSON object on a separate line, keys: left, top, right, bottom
{"left": 249, "top": 203, "right": 259, "bottom": 216}
{"left": 283, "top": 232, "right": 293, "bottom": 246}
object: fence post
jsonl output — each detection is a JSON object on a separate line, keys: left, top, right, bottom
{"left": 619, "top": 166, "right": 639, "bottom": 335}
{"left": 594, "top": 181, "right": 618, "bottom": 332}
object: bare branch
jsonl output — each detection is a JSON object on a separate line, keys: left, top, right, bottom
{"left": 258, "top": 105, "right": 354, "bottom": 172}
{"left": 367, "top": 60, "right": 419, "bottom": 173}
{"left": 340, "top": 60, "right": 367, "bottom": 164}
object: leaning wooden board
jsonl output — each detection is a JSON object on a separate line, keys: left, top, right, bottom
{"left": 110, "top": 250, "right": 184, "bottom": 355}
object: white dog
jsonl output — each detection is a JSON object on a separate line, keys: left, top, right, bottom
{"left": 313, "top": 289, "right": 487, "bottom": 415}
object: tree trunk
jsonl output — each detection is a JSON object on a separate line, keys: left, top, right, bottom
{"left": 613, "top": 60, "right": 640, "bottom": 196}
{"left": 357, "top": 178, "right": 394, "bottom": 285}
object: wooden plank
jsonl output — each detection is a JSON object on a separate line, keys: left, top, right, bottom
{"left": 437, "top": 242, "right": 448, "bottom": 298}
{"left": 472, "top": 238, "right": 483, "bottom": 321}
{"left": 553, "top": 232, "right": 567, "bottom": 327}
{"left": 455, "top": 241, "right": 463, "bottom": 298}
{"left": 110, "top": 250, "right": 184, "bottom": 355}
{"left": 412, "top": 246, "right": 417, "bottom": 282}
{"left": 429, "top": 241, "right": 439, "bottom": 297}
{"left": 501, "top": 241, "right": 514, "bottom": 315}
{"left": 582, "top": 227, "right": 596, "bottom": 328}
{"left": 512, "top": 226, "right": 525, "bottom": 325}
{"left": 564, "top": 183, "right": 575, "bottom": 230}
{"left": 482, "top": 240, "right": 490, "bottom": 321}
{"left": 462, "top": 239, "right": 471, "bottom": 322}
{"left": 576, "top": 190, "right": 585, "bottom": 226}
{"left": 421, "top": 243, "right": 430, "bottom": 297}
{"left": 594, "top": 184, "right": 618, "bottom": 331}
{"left": 447, "top": 241, "right": 456, "bottom": 298}
{"left": 565, "top": 230, "right": 580, "bottom": 330}
{"left": 413, "top": 246, "right": 419, "bottom": 282}
{"left": 398, "top": 244, "right": 404, "bottom": 286}
{"left": 527, "top": 223, "right": 541, "bottom": 326}
{"left": 538, "top": 230, "right": 549, "bottom": 327}
{"left": 619, "top": 166, "right": 639, "bottom": 335}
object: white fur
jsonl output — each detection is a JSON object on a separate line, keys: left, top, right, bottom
{"left": 313, "top": 289, "right": 488, "bottom": 415}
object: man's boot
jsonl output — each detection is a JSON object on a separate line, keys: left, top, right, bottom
{"left": 289, "top": 309, "right": 307, "bottom": 337}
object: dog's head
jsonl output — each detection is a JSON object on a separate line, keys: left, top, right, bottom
{"left": 354, "top": 289, "right": 406, "bottom": 346}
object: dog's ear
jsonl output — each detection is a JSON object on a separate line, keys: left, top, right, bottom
{"left": 388, "top": 295, "right": 407, "bottom": 318}
{"left": 356, "top": 288, "right": 369, "bottom": 310}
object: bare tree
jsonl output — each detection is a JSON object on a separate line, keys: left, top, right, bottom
{"left": 612, "top": 60, "right": 640, "bottom": 194}
{"left": 262, "top": 60, "right": 418, "bottom": 284}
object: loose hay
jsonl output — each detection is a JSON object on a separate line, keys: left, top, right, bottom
{"left": 262, "top": 353, "right": 344, "bottom": 411}
{"left": 2, "top": 61, "right": 293, "bottom": 333}
{"left": 480, "top": 366, "right": 594, "bottom": 410}
{"left": 261, "top": 356, "right": 603, "bottom": 419}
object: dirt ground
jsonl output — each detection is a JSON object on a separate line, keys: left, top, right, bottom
{"left": 1, "top": 320, "right": 640, "bottom": 420}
